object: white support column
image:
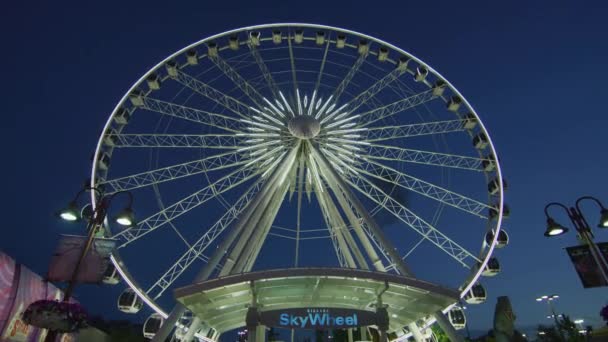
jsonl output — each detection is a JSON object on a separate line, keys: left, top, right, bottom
{"left": 256, "top": 325, "right": 266, "bottom": 342}
{"left": 152, "top": 150, "right": 298, "bottom": 342}
{"left": 407, "top": 323, "right": 425, "bottom": 342}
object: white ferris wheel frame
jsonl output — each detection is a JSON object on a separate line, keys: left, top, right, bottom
{"left": 89, "top": 22, "right": 505, "bottom": 337}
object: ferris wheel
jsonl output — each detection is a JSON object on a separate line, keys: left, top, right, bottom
{"left": 90, "top": 23, "right": 508, "bottom": 341}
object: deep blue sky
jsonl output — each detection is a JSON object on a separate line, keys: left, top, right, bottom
{"left": 2, "top": 0, "right": 608, "bottom": 337}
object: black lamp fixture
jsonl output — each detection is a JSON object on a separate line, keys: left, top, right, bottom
{"left": 544, "top": 218, "right": 568, "bottom": 237}
{"left": 598, "top": 208, "right": 608, "bottom": 228}
{"left": 115, "top": 207, "right": 136, "bottom": 226}
{"left": 58, "top": 201, "right": 80, "bottom": 222}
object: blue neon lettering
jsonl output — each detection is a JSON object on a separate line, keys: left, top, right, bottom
{"left": 280, "top": 313, "right": 289, "bottom": 325}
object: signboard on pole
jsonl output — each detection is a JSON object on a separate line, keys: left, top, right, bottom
{"left": 565, "top": 242, "right": 608, "bottom": 288}
{"left": 47, "top": 235, "right": 116, "bottom": 284}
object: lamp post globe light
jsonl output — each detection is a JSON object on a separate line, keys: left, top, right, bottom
{"left": 543, "top": 196, "right": 608, "bottom": 284}
{"left": 84, "top": 23, "right": 509, "bottom": 342}
{"left": 39, "top": 187, "right": 135, "bottom": 342}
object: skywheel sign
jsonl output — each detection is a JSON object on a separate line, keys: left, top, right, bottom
{"left": 260, "top": 308, "right": 376, "bottom": 329}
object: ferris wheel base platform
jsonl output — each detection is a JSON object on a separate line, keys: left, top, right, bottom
{"left": 174, "top": 268, "right": 459, "bottom": 334}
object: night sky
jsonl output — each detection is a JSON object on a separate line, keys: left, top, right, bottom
{"left": 2, "top": 0, "right": 608, "bottom": 338}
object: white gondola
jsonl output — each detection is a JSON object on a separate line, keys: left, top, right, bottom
{"left": 207, "top": 41, "right": 218, "bottom": 57}
{"left": 272, "top": 30, "right": 282, "bottom": 44}
{"left": 358, "top": 39, "right": 369, "bottom": 55}
{"left": 397, "top": 56, "right": 410, "bottom": 71}
{"left": 485, "top": 229, "right": 509, "bottom": 248}
{"left": 146, "top": 73, "right": 161, "bottom": 90}
{"left": 414, "top": 66, "right": 428, "bottom": 82}
{"left": 117, "top": 288, "right": 143, "bottom": 313}
{"left": 482, "top": 154, "right": 496, "bottom": 171}
{"left": 102, "top": 263, "right": 120, "bottom": 285}
{"left": 97, "top": 152, "right": 111, "bottom": 170}
{"left": 464, "top": 284, "right": 487, "bottom": 304}
{"left": 114, "top": 107, "right": 131, "bottom": 125}
{"left": 489, "top": 203, "right": 510, "bottom": 220}
{"left": 229, "top": 35, "right": 239, "bottom": 50}
{"left": 473, "top": 133, "right": 489, "bottom": 149}
{"left": 378, "top": 46, "right": 389, "bottom": 62}
{"left": 103, "top": 128, "right": 118, "bottom": 147}
{"left": 186, "top": 48, "right": 198, "bottom": 65}
{"left": 174, "top": 312, "right": 193, "bottom": 340}
{"left": 463, "top": 113, "right": 478, "bottom": 130}
{"left": 488, "top": 177, "right": 508, "bottom": 195}
{"left": 165, "top": 59, "right": 178, "bottom": 77}
{"left": 448, "top": 306, "right": 466, "bottom": 330}
{"left": 336, "top": 33, "right": 346, "bottom": 48}
{"left": 129, "top": 89, "right": 144, "bottom": 107}
{"left": 249, "top": 31, "right": 261, "bottom": 46}
{"left": 447, "top": 96, "right": 462, "bottom": 112}
{"left": 143, "top": 313, "right": 164, "bottom": 339}
{"left": 432, "top": 80, "right": 447, "bottom": 96}
{"left": 316, "top": 31, "right": 325, "bottom": 45}
{"left": 294, "top": 29, "right": 304, "bottom": 44}
{"left": 480, "top": 257, "right": 500, "bottom": 277}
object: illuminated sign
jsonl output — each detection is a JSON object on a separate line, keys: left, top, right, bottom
{"left": 260, "top": 308, "right": 375, "bottom": 329}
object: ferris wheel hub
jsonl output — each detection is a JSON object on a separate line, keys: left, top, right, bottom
{"left": 287, "top": 115, "right": 321, "bottom": 139}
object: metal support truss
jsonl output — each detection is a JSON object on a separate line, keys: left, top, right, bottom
{"left": 355, "top": 159, "right": 490, "bottom": 217}
{"left": 174, "top": 70, "right": 256, "bottom": 119}
{"left": 364, "top": 119, "right": 466, "bottom": 142}
{"left": 99, "top": 150, "right": 247, "bottom": 194}
{"left": 248, "top": 44, "right": 281, "bottom": 99}
{"left": 146, "top": 180, "right": 263, "bottom": 299}
{"left": 209, "top": 54, "right": 266, "bottom": 108}
{"left": 356, "top": 89, "right": 437, "bottom": 127}
{"left": 345, "top": 172, "right": 480, "bottom": 267}
{"left": 362, "top": 144, "right": 484, "bottom": 171}
{"left": 110, "top": 134, "right": 244, "bottom": 149}
{"left": 332, "top": 53, "right": 367, "bottom": 102}
{"left": 343, "top": 67, "right": 406, "bottom": 114}
{"left": 113, "top": 162, "right": 270, "bottom": 248}
{"left": 140, "top": 97, "right": 244, "bottom": 132}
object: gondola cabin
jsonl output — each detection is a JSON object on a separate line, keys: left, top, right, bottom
{"left": 117, "top": 288, "right": 143, "bottom": 313}
{"left": 485, "top": 229, "right": 509, "bottom": 248}
{"left": 102, "top": 263, "right": 120, "bottom": 285}
{"left": 143, "top": 313, "right": 164, "bottom": 339}
{"left": 480, "top": 257, "right": 500, "bottom": 277}
{"left": 464, "top": 284, "right": 487, "bottom": 304}
{"left": 448, "top": 306, "right": 466, "bottom": 330}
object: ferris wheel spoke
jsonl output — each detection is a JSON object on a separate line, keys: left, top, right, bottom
{"left": 145, "top": 180, "right": 264, "bottom": 300}
{"left": 109, "top": 133, "right": 245, "bottom": 149}
{"left": 137, "top": 97, "right": 244, "bottom": 133}
{"left": 344, "top": 172, "right": 481, "bottom": 267}
{"left": 313, "top": 37, "right": 332, "bottom": 95}
{"left": 248, "top": 43, "right": 281, "bottom": 99}
{"left": 99, "top": 150, "right": 249, "bottom": 194}
{"left": 362, "top": 144, "right": 485, "bottom": 171}
{"left": 287, "top": 32, "right": 298, "bottom": 96}
{"left": 355, "top": 89, "right": 437, "bottom": 128}
{"left": 363, "top": 119, "right": 467, "bottom": 142}
{"left": 337, "top": 66, "right": 407, "bottom": 117}
{"left": 112, "top": 163, "right": 270, "bottom": 248}
{"left": 354, "top": 159, "right": 490, "bottom": 217}
{"left": 332, "top": 53, "right": 367, "bottom": 103}
{"left": 173, "top": 70, "right": 257, "bottom": 120}
{"left": 209, "top": 54, "right": 268, "bottom": 108}
{"left": 314, "top": 172, "right": 361, "bottom": 269}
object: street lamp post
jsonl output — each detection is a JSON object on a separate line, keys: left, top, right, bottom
{"left": 544, "top": 196, "right": 608, "bottom": 285}
{"left": 536, "top": 295, "right": 566, "bottom": 341}
{"left": 43, "top": 187, "right": 135, "bottom": 342}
